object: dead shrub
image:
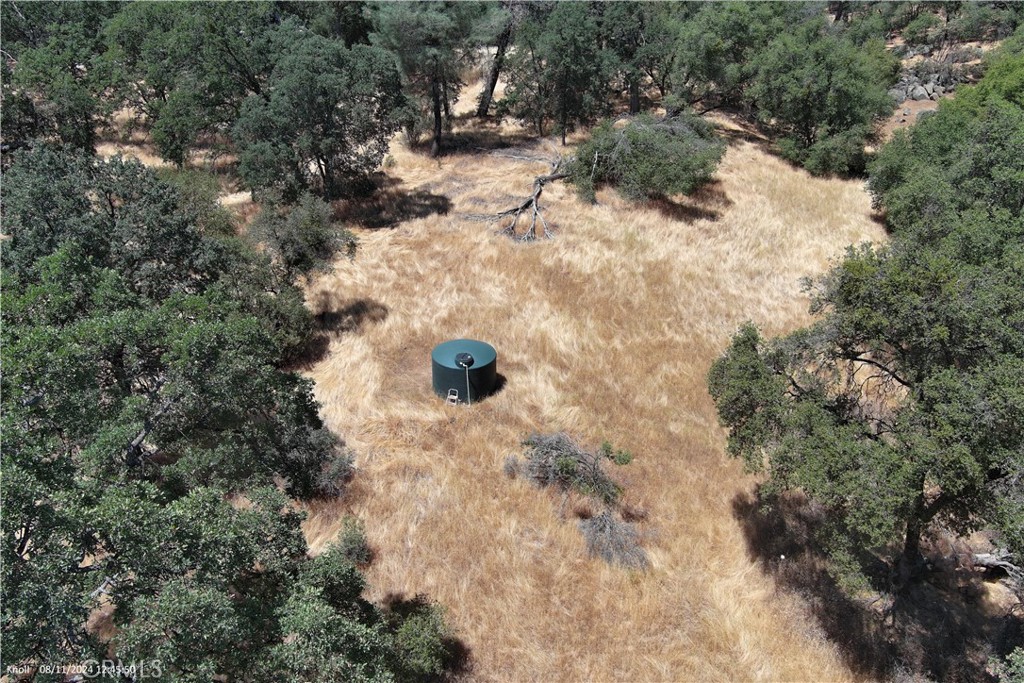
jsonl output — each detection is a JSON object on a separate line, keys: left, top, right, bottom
{"left": 521, "top": 433, "right": 621, "bottom": 505}
{"left": 579, "top": 510, "right": 650, "bottom": 570}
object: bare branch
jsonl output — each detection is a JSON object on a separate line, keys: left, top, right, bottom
{"left": 463, "top": 154, "right": 568, "bottom": 241}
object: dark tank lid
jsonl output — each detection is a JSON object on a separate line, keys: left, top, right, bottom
{"left": 431, "top": 339, "right": 496, "bottom": 369}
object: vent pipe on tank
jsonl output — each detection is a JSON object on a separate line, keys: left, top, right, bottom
{"left": 455, "top": 352, "right": 475, "bottom": 405}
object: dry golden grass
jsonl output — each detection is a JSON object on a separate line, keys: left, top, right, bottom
{"left": 299, "top": 104, "right": 886, "bottom": 681}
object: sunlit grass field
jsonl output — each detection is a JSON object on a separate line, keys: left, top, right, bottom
{"left": 296, "top": 103, "right": 887, "bottom": 681}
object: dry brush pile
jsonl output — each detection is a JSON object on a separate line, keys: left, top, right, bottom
{"left": 506, "top": 432, "right": 648, "bottom": 570}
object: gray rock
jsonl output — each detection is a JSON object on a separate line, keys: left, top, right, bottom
{"left": 903, "top": 108, "right": 912, "bottom": 116}
{"left": 888, "top": 88, "right": 907, "bottom": 104}
{"left": 934, "top": 85, "right": 945, "bottom": 95}
{"left": 924, "top": 82, "right": 935, "bottom": 96}
{"left": 910, "top": 86, "right": 929, "bottom": 101}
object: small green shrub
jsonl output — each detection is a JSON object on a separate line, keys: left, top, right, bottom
{"left": 600, "top": 440, "right": 633, "bottom": 466}
{"left": 568, "top": 112, "right": 725, "bottom": 203}
{"left": 317, "top": 448, "right": 356, "bottom": 498}
{"left": 989, "top": 648, "right": 1024, "bottom": 683}
{"left": 251, "top": 193, "right": 357, "bottom": 280}
{"left": 391, "top": 600, "right": 449, "bottom": 679}
{"left": 803, "top": 127, "right": 871, "bottom": 177}
{"left": 336, "top": 516, "right": 372, "bottom": 566}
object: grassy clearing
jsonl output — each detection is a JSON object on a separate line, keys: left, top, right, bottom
{"left": 299, "top": 99, "right": 886, "bottom": 680}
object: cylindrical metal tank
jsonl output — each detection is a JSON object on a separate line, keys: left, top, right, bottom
{"left": 431, "top": 339, "right": 497, "bottom": 404}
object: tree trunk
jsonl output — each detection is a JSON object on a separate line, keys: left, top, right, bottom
{"left": 560, "top": 103, "right": 567, "bottom": 146}
{"left": 442, "top": 78, "right": 452, "bottom": 124}
{"left": 897, "top": 493, "right": 925, "bottom": 587}
{"left": 476, "top": 22, "right": 512, "bottom": 117}
{"left": 430, "top": 74, "right": 443, "bottom": 158}
{"left": 628, "top": 76, "right": 641, "bottom": 115}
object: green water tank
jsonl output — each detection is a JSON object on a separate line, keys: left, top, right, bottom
{"left": 431, "top": 339, "right": 497, "bottom": 404}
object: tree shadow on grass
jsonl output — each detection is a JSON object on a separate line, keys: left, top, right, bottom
{"left": 382, "top": 593, "right": 474, "bottom": 681}
{"left": 286, "top": 296, "right": 389, "bottom": 369}
{"left": 335, "top": 175, "right": 451, "bottom": 230}
{"left": 313, "top": 297, "right": 389, "bottom": 334}
{"left": 733, "top": 488, "right": 1021, "bottom": 682}
{"left": 645, "top": 180, "right": 733, "bottom": 223}
{"left": 404, "top": 114, "right": 539, "bottom": 158}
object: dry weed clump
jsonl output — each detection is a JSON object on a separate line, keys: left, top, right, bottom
{"left": 580, "top": 510, "right": 650, "bottom": 571}
{"left": 519, "top": 432, "right": 623, "bottom": 505}
{"left": 513, "top": 432, "right": 649, "bottom": 569}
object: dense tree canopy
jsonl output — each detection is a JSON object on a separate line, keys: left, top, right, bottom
{"left": 1, "top": 150, "right": 449, "bottom": 680}
{"left": 369, "top": 0, "right": 503, "bottom": 156}
{"left": 232, "top": 35, "right": 405, "bottom": 200}
{"left": 670, "top": 2, "right": 804, "bottom": 111}
{"left": 708, "top": 45, "right": 1024, "bottom": 589}
{"left": 1, "top": 1, "right": 119, "bottom": 153}
{"left": 748, "top": 18, "right": 898, "bottom": 175}
{"left": 568, "top": 112, "right": 725, "bottom": 202}
{"left": 4, "top": 4, "right": 1024, "bottom": 679}
{"left": 501, "top": 2, "right": 609, "bottom": 144}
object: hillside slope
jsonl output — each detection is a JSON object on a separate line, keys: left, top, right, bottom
{"left": 299, "top": 112, "right": 887, "bottom": 681}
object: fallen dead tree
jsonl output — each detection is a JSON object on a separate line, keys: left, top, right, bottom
{"left": 464, "top": 112, "right": 725, "bottom": 241}
{"left": 973, "top": 549, "right": 1023, "bottom": 586}
{"left": 464, "top": 151, "right": 567, "bottom": 241}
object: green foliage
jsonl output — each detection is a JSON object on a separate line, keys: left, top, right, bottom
{"left": 233, "top": 36, "right": 405, "bottom": 200}
{"left": 1, "top": 2, "right": 119, "bottom": 153}
{"left": 317, "top": 448, "right": 358, "bottom": 499}
{"left": 671, "top": 2, "right": 804, "bottom": 108}
{"left": 2, "top": 150, "right": 323, "bottom": 672}
{"left": 2, "top": 148, "right": 215, "bottom": 298}
{"left": 370, "top": 1, "right": 503, "bottom": 155}
{"left": 521, "top": 433, "right": 624, "bottom": 506}
{"left": 501, "top": 2, "right": 610, "bottom": 143}
{"left": 600, "top": 440, "right": 633, "bottom": 466}
{"left": 156, "top": 168, "right": 236, "bottom": 237}
{"left": 1, "top": 146, "right": 456, "bottom": 680}
{"left": 391, "top": 601, "right": 450, "bottom": 679}
{"left": 748, "top": 19, "right": 898, "bottom": 175}
{"left": 265, "top": 542, "right": 396, "bottom": 682}
{"left": 277, "top": 0, "right": 373, "bottom": 46}
{"left": 250, "top": 193, "right": 357, "bottom": 280}
{"left": 708, "top": 47, "right": 1024, "bottom": 589}
{"left": 868, "top": 52, "right": 1024, "bottom": 244}
{"left": 990, "top": 648, "right": 1024, "bottom": 683}
{"left": 599, "top": 3, "right": 680, "bottom": 112}
{"left": 336, "top": 516, "right": 373, "bottom": 566}
{"left": 116, "top": 578, "right": 245, "bottom": 682}
{"left": 568, "top": 112, "right": 724, "bottom": 202}
{"left": 101, "top": 2, "right": 291, "bottom": 165}
{"left": 903, "top": 12, "right": 943, "bottom": 46}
